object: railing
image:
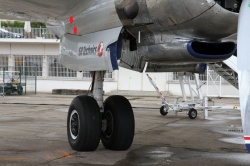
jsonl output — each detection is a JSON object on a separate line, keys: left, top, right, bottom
{"left": 0, "top": 27, "right": 56, "bottom": 39}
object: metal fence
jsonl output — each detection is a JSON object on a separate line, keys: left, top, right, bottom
{"left": 171, "top": 72, "right": 207, "bottom": 82}
{"left": 1, "top": 27, "right": 56, "bottom": 39}
{"left": 0, "top": 66, "right": 37, "bottom": 95}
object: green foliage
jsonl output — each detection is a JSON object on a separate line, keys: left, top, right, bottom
{"left": 1, "top": 21, "right": 46, "bottom": 28}
{"left": 31, "top": 22, "right": 46, "bottom": 28}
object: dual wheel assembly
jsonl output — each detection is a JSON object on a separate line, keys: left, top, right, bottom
{"left": 160, "top": 106, "right": 197, "bottom": 119}
{"left": 67, "top": 95, "right": 135, "bottom": 151}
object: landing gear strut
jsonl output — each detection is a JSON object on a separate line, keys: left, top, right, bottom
{"left": 67, "top": 71, "right": 135, "bottom": 151}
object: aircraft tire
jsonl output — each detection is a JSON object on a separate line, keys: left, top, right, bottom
{"left": 67, "top": 95, "right": 101, "bottom": 151}
{"left": 101, "top": 95, "right": 135, "bottom": 150}
{"left": 188, "top": 108, "right": 197, "bottom": 119}
{"left": 17, "top": 86, "right": 23, "bottom": 95}
{"left": 5, "top": 89, "right": 12, "bottom": 95}
{"left": 160, "top": 106, "right": 168, "bottom": 116}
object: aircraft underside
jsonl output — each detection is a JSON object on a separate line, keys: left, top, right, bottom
{"left": 60, "top": 0, "right": 243, "bottom": 152}
{"left": 0, "top": 0, "right": 249, "bottom": 152}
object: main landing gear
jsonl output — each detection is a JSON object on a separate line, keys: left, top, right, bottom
{"left": 67, "top": 71, "right": 135, "bottom": 151}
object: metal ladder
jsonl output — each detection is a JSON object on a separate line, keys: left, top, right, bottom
{"left": 208, "top": 55, "right": 238, "bottom": 89}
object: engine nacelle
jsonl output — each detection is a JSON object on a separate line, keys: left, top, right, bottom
{"left": 119, "top": 39, "right": 236, "bottom": 73}
{"left": 140, "top": 40, "right": 236, "bottom": 65}
{"left": 187, "top": 41, "right": 236, "bottom": 61}
{"left": 145, "top": 0, "right": 215, "bottom": 28}
{"left": 146, "top": 63, "right": 207, "bottom": 74}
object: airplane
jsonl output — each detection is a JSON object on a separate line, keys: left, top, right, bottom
{"left": 0, "top": 0, "right": 249, "bottom": 153}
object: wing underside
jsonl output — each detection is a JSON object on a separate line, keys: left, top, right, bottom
{"left": 0, "top": 0, "right": 95, "bottom": 23}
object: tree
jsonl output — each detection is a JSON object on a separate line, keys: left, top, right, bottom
{"left": 1, "top": 21, "right": 46, "bottom": 28}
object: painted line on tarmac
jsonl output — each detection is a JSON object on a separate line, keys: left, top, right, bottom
{"left": 0, "top": 157, "right": 29, "bottom": 161}
{"left": 135, "top": 117, "right": 187, "bottom": 135}
{"left": 47, "top": 150, "right": 72, "bottom": 159}
{"left": 0, "top": 102, "right": 161, "bottom": 109}
{"left": 60, "top": 150, "right": 72, "bottom": 159}
{"left": 0, "top": 102, "right": 69, "bottom": 106}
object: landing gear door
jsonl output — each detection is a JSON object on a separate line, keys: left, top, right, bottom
{"left": 60, "top": 27, "right": 123, "bottom": 72}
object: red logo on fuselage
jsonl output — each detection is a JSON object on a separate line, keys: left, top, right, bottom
{"left": 98, "top": 42, "right": 104, "bottom": 57}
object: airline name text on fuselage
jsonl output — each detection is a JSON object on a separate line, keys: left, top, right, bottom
{"left": 79, "top": 45, "right": 97, "bottom": 56}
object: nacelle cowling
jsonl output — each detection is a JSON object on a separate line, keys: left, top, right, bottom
{"left": 140, "top": 40, "right": 236, "bottom": 65}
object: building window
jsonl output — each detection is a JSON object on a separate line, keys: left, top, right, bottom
{"left": 0, "top": 55, "right": 8, "bottom": 70}
{"left": 48, "top": 56, "right": 113, "bottom": 79}
{"left": 104, "top": 72, "right": 113, "bottom": 79}
{"left": 14, "top": 55, "right": 43, "bottom": 76}
{"left": 82, "top": 72, "right": 113, "bottom": 79}
{"left": 48, "top": 56, "right": 77, "bottom": 77}
{"left": 82, "top": 72, "right": 91, "bottom": 78}
{"left": 172, "top": 72, "right": 207, "bottom": 81}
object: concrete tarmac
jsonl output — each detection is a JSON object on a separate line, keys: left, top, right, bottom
{"left": 0, "top": 93, "right": 249, "bottom": 166}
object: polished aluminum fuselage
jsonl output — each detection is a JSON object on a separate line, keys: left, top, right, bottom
{"left": 0, "top": 0, "right": 238, "bottom": 39}
{"left": 0, "top": 0, "right": 238, "bottom": 71}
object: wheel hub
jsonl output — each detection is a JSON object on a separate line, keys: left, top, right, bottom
{"left": 191, "top": 111, "right": 196, "bottom": 117}
{"left": 70, "top": 110, "right": 79, "bottom": 140}
{"left": 102, "top": 111, "right": 114, "bottom": 138}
